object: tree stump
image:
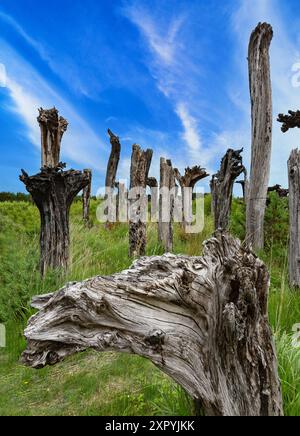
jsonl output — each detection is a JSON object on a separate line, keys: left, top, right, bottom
{"left": 174, "top": 166, "right": 209, "bottom": 231}
{"left": 211, "top": 149, "right": 245, "bottom": 230}
{"left": 38, "top": 108, "right": 68, "bottom": 168}
{"left": 21, "top": 232, "right": 283, "bottom": 416}
{"left": 20, "top": 108, "right": 91, "bottom": 276}
{"left": 129, "top": 144, "right": 153, "bottom": 257}
{"left": 287, "top": 149, "right": 300, "bottom": 288}
{"left": 82, "top": 169, "right": 92, "bottom": 223}
{"left": 159, "top": 158, "right": 175, "bottom": 252}
{"left": 246, "top": 23, "right": 273, "bottom": 250}
{"left": 20, "top": 167, "right": 91, "bottom": 276}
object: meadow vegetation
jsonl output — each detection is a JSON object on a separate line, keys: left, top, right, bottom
{"left": 0, "top": 194, "right": 299, "bottom": 416}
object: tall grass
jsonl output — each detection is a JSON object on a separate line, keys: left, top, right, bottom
{"left": 0, "top": 196, "right": 299, "bottom": 416}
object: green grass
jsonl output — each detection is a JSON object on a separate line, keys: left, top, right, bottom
{"left": 0, "top": 196, "right": 300, "bottom": 416}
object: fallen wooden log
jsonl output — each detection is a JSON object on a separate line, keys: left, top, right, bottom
{"left": 21, "top": 232, "right": 283, "bottom": 416}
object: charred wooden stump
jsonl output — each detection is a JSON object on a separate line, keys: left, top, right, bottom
{"left": 20, "top": 167, "right": 90, "bottom": 276}
{"left": 129, "top": 144, "right": 153, "bottom": 257}
{"left": 174, "top": 166, "right": 209, "bottom": 231}
{"left": 246, "top": 23, "right": 273, "bottom": 250}
{"left": 21, "top": 232, "right": 283, "bottom": 416}
{"left": 211, "top": 149, "right": 245, "bottom": 230}
{"left": 159, "top": 159, "right": 175, "bottom": 252}
{"left": 82, "top": 169, "right": 92, "bottom": 223}
{"left": 288, "top": 150, "right": 300, "bottom": 288}
{"left": 20, "top": 108, "right": 90, "bottom": 276}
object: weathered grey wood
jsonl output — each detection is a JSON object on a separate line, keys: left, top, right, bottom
{"left": 211, "top": 149, "right": 245, "bottom": 230}
{"left": 38, "top": 108, "right": 68, "bottom": 168}
{"left": 129, "top": 144, "right": 153, "bottom": 257}
{"left": 288, "top": 150, "right": 300, "bottom": 288}
{"left": 20, "top": 108, "right": 90, "bottom": 276}
{"left": 246, "top": 23, "right": 273, "bottom": 250}
{"left": 22, "top": 232, "right": 283, "bottom": 416}
{"left": 278, "top": 110, "right": 300, "bottom": 133}
{"left": 20, "top": 167, "right": 91, "bottom": 276}
{"left": 174, "top": 166, "right": 209, "bottom": 230}
{"left": 82, "top": 169, "right": 92, "bottom": 223}
{"left": 159, "top": 158, "right": 175, "bottom": 252}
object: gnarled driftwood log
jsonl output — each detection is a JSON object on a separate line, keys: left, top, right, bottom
{"left": 246, "top": 22, "right": 273, "bottom": 250}
{"left": 22, "top": 232, "right": 283, "bottom": 416}
{"left": 129, "top": 144, "right": 153, "bottom": 257}
{"left": 211, "top": 149, "right": 245, "bottom": 230}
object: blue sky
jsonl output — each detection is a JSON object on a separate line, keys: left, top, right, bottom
{"left": 1, "top": 0, "right": 300, "bottom": 193}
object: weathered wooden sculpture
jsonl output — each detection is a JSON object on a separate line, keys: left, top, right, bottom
{"left": 174, "top": 166, "right": 209, "bottom": 230}
{"left": 129, "top": 144, "right": 153, "bottom": 257}
{"left": 21, "top": 232, "right": 283, "bottom": 416}
{"left": 20, "top": 108, "right": 91, "bottom": 276}
{"left": 159, "top": 158, "right": 175, "bottom": 252}
{"left": 211, "top": 149, "right": 245, "bottom": 230}
{"left": 246, "top": 23, "right": 273, "bottom": 250}
{"left": 82, "top": 169, "right": 92, "bottom": 223}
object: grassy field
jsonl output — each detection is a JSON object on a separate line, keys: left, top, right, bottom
{"left": 0, "top": 195, "right": 300, "bottom": 416}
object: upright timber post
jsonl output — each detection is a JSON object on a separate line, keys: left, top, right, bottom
{"left": 278, "top": 111, "right": 300, "bottom": 288}
{"left": 159, "top": 158, "right": 175, "bottom": 252}
{"left": 129, "top": 144, "right": 153, "bottom": 257}
{"left": 82, "top": 169, "right": 92, "bottom": 223}
{"left": 20, "top": 108, "right": 91, "bottom": 276}
{"left": 246, "top": 23, "right": 273, "bottom": 250}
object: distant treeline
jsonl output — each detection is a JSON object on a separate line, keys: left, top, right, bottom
{"left": 0, "top": 192, "right": 32, "bottom": 202}
{"left": 0, "top": 192, "right": 98, "bottom": 203}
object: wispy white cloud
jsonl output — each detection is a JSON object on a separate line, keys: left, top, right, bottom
{"left": 0, "top": 9, "right": 94, "bottom": 98}
{"left": 122, "top": 2, "right": 209, "bottom": 170}
{"left": 0, "top": 39, "right": 106, "bottom": 172}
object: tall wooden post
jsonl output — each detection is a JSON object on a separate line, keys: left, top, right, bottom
{"left": 20, "top": 108, "right": 90, "bottom": 276}
{"left": 159, "top": 158, "right": 175, "bottom": 252}
{"left": 287, "top": 150, "right": 300, "bottom": 288}
{"left": 82, "top": 169, "right": 92, "bottom": 223}
{"left": 211, "top": 149, "right": 245, "bottom": 231}
{"left": 278, "top": 112, "right": 300, "bottom": 288}
{"left": 105, "top": 130, "right": 121, "bottom": 225}
{"left": 246, "top": 23, "right": 273, "bottom": 250}
{"left": 129, "top": 144, "right": 153, "bottom": 257}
